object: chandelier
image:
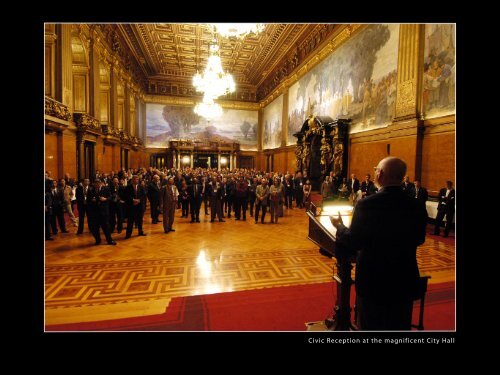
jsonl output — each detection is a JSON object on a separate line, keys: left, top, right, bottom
{"left": 194, "top": 94, "right": 223, "bottom": 120}
{"left": 211, "top": 23, "right": 265, "bottom": 39}
{"left": 192, "top": 39, "right": 235, "bottom": 99}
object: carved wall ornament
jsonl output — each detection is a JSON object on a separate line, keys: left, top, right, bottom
{"left": 320, "top": 137, "right": 333, "bottom": 174}
{"left": 396, "top": 79, "right": 416, "bottom": 116}
{"left": 295, "top": 143, "right": 304, "bottom": 171}
{"left": 45, "top": 97, "right": 72, "bottom": 121}
{"left": 74, "top": 113, "right": 101, "bottom": 131}
{"left": 333, "top": 142, "right": 344, "bottom": 176}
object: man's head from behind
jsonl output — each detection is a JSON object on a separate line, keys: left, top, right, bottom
{"left": 374, "top": 157, "right": 407, "bottom": 189}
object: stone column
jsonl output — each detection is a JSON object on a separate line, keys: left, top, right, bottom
{"left": 88, "top": 29, "right": 101, "bottom": 119}
{"left": 190, "top": 151, "right": 194, "bottom": 168}
{"left": 392, "top": 24, "right": 426, "bottom": 182}
{"left": 76, "top": 134, "right": 85, "bottom": 180}
{"left": 281, "top": 89, "right": 289, "bottom": 148}
{"left": 44, "top": 24, "right": 57, "bottom": 98}
{"left": 394, "top": 24, "right": 425, "bottom": 121}
{"left": 55, "top": 24, "right": 73, "bottom": 112}
{"left": 124, "top": 83, "right": 131, "bottom": 134}
{"left": 217, "top": 153, "right": 221, "bottom": 170}
{"left": 109, "top": 60, "right": 119, "bottom": 128}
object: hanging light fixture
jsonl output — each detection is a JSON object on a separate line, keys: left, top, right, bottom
{"left": 192, "top": 38, "right": 235, "bottom": 99}
{"left": 194, "top": 94, "right": 223, "bottom": 120}
{"left": 211, "top": 23, "right": 265, "bottom": 39}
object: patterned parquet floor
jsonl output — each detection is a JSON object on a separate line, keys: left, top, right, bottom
{"left": 45, "top": 205, "right": 455, "bottom": 325}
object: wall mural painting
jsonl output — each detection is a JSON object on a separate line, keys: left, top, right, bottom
{"left": 287, "top": 24, "right": 400, "bottom": 143}
{"left": 262, "top": 94, "right": 283, "bottom": 150}
{"left": 146, "top": 104, "right": 258, "bottom": 150}
{"left": 423, "top": 24, "right": 455, "bottom": 118}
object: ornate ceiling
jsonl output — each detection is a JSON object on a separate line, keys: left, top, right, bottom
{"left": 116, "top": 23, "right": 338, "bottom": 102}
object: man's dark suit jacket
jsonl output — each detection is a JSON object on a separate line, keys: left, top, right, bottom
{"left": 414, "top": 187, "right": 428, "bottom": 206}
{"left": 147, "top": 181, "right": 161, "bottom": 202}
{"left": 437, "top": 188, "right": 455, "bottom": 213}
{"left": 401, "top": 182, "right": 415, "bottom": 197}
{"left": 125, "top": 184, "right": 147, "bottom": 208}
{"left": 361, "top": 180, "right": 377, "bottom": 196}
{"left": 348, "top": 178, "right": 360, "bottom": 193}
{"left": 87, "top": 186, "right": 111, "bottom": 217}
{"left": 335, "top": 186, "right": 427, "bottom": 303}
{"left": 188, "top": 183, "right": 203, "bottom": 204}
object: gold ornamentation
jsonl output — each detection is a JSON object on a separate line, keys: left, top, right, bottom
{"left": 120, "top": 131, "right": 132, "bottom": 143}
{"left": 45, "top": 96, "right": 72, "bottom": 121}
{"left": 396, "top": 79, "right": 416, "bottom": 116}
{"left": 320, "top": 137, "right": 332, "bottom": 173}
{"left": 295, "top": 143, "right": 303, "bottom": 170}
{"left": 73, "top": 113, "right": 100, "bottom": 131}
{"left": 332, "top": 142, "right": 344, "bottom": 176}
{"left": 143, "top": 94, "right": 260, "bottom": 111}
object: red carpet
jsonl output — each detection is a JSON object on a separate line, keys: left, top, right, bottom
{"left": 46, "top": 281, "right": 454, "bottom": 331}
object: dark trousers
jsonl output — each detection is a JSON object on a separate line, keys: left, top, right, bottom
{"left": 356, "top": 296, "right": 413, "bottom": 331}
{"left": 190, "top": 199, "right": 201, "bottom": 221}
{"left": 45, "top": 211, "right": 52, "bottom": 239}
{"left": 109, "top": 202, "right": 123, "bottom": 232}
{"left": 295, "top": 191, "right": 304, "bottom": 208}
{"left": 255, "top": 201, "right": 267, "bottom": 223}
{"left": 181, "top": 199, "right": 189, "bottom": 217}
{"left": 77, "top": 203, "right": 88, "bottom": 234}
{"left": 285, "top": 193, "right": 293, "bottom": 208}
{"left": 249, "top": 196, "right": 256, "bottom": 216}
{"left": 50, "top": 205, "right": 66, "bottom": 233}
{"left": 126, "top": 205, "right": 144, "bottom": 236}
{"left": 235, "top": 197, "right": 247, "bottom": 220}
{"left": 203, "top": 195, "right": 210, "bottom": 214}
{"left": 89, "top": 214, "right": 113, "bottom": 244}
{"left": 149, "top": 198, "right": 160, "bottom": 223}
{"left": 210, "top": 197, "right": 223, "bottom": 221}
{"left": 227, "top": 197, "right": 234, "bottom": 217}
{"left": 434, "top": 209, "right": 454, "bottom": 235}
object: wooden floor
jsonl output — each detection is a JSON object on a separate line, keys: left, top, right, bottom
{"left": 45, "top": 206, "right": 455, "bottom": 325}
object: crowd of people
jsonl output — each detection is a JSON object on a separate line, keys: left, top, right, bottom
{"left": 44, "top": 167, "right": 321, "bottom": 245}
{"left": 44, "top": 166, "right": 455, "bottom": 245}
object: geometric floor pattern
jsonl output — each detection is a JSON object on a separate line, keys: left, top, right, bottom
{"left": 45, "top": 204, "right": 455, "bottom": 324}
{"left": 45, "top": 248, "right": 336, "bottom": 309}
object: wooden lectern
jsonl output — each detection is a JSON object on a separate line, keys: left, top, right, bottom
{"left": 306, "top": 202, "right": 357, "bottom": 330}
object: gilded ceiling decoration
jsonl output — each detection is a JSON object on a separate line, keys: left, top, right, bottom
{"left": 116, "top": 23, "right": 334, "bottom": 101}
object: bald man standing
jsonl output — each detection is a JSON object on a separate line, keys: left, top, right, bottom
{"left": 330, "top": 157, "right": 428, "bottom": 330}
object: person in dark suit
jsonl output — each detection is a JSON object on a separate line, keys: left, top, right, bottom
{"left": 87, "top": 179, "right": 116, "bottom": 245}
{"left": 234, "top": 175, "right": 249, "bottom": 220}
{"left": 202, "top": 176, "right": 210, "bottom": 215}
{"left": 45, "top": 188, "right": 54, "bottom": 240}
{"left": 330, "top": 157, "right": 428, "bottom": 330}
{"left": 125, "top": 175, "right": 147, "bottom": 238}
{"left": 188, "top": 176, "right": 203, "bottom": 223}
{"left": 401, "top": 175, "right": 415, "bottom": 197}
{"left": 284, "top": 175, "right": 294, "bottom": 209}
{"left": 108, "top": 177, "right": 124, "bottom": 233}
{"left": 293, "top": 172, "right": 304, "bottom": 208}
{"left": 347, "top": 173, "right": 360, "bottom": 196}
{"left": 413, "top": 180, "right": 428, "bottom": 208}
{"left": 147, "top": 175, "right": 162, "bottom": 224}
{"left": 75, "top": 178, "right": 90, "bottom": 235}
{"left": 434, "top": 180, "right": 455, "bottom": 237}
{"left": 360, "top": 174, "right": 377, "bottom": 198}
{"left": 49, "top": 179, "right": 68, "bottom": 234}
